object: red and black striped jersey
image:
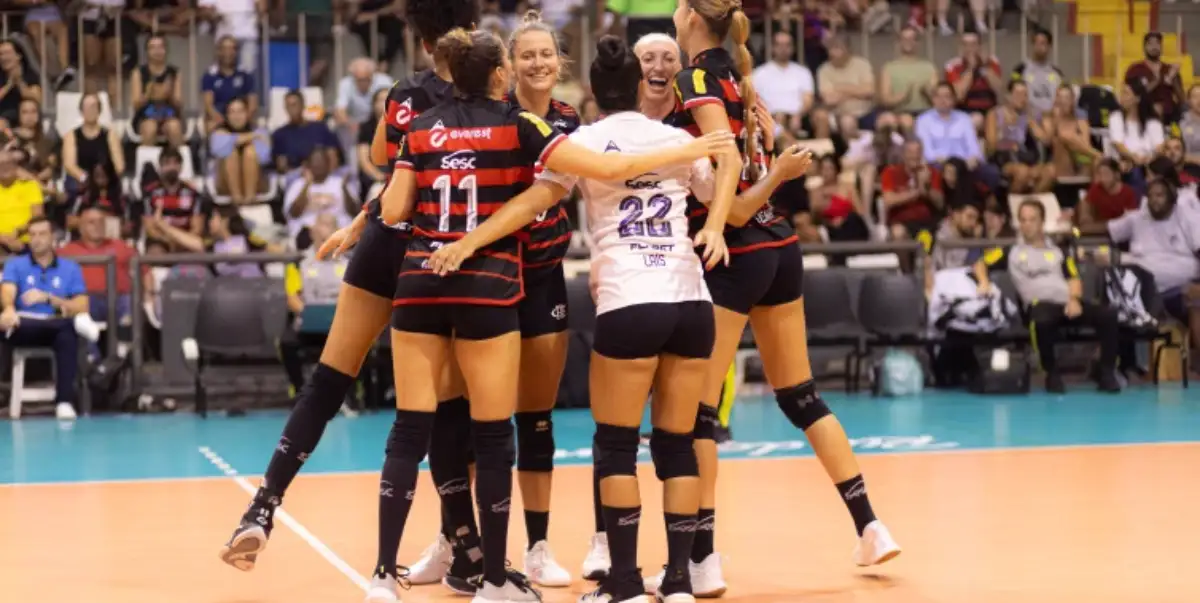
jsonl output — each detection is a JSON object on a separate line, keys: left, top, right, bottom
{"left": 393, "top": 98, "right": 567, "bottom": 306}
{"left": 667, "top": 47, "right": 796, "bottom": 254}
{"left": 383, "top": 69, "right": 454, "bottom": 163}
{"left": 502, "top": 91, "right": 581, "bottom": 275}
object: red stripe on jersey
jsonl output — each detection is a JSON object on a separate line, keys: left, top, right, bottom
{"left": 719, "top": 79, "right": 740, "bottom": 101}
{"left": 525, "top": 232, "right": 571, "bottom": 251}
{"left": 409, "top": 125, "right": 521, "bottom": 154}
{"left": 538, "top": 135, "right": 566, "bottom": 166}
{"left": 523, "top": 258, "right": 564, "bottom": 269}
{"left": 414, "top": 167, "right": 534, "bottom": 188}
{"left": 397, "top": 269, "right": 522, "bottom": 284}
{"left": 529, "top": 213, "right": 565, "bottom": 229}
{"left": 393, "top": 293, "right": 524, "bottom": 307}
{"left": 406, "top": 249, "right": 522, "bottom": 264}
{"left": 728, "top": 235, "right": 799, "bottom": 254}
{"left": 683, "top": 97, "right": 723, "bottom": 110}
{"left": 416, "top": 201, "right": 508, "bottom": 217}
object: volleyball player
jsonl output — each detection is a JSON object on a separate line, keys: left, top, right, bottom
{"left": 406, "top": 12, "right": 582, "bottom": 589}
{"left": 216, "top": 0, "right": 479, "bottom": 574}
{"left": 642, "top": 0, "right": 902, "bottom": 596}
{"left": 428, "top": 36, "right": 813, "bottom": 603}
{"left": 364, "top": 28, "right": 734, "bottom": 603}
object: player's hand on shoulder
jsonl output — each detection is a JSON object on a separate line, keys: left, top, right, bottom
{"left": 319, "top": 211, "right": 369, "bottom": 260}
{"left": 690, "top": 130, "right": 738, "bottom": 160}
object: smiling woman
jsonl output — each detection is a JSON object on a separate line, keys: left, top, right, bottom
{"left": 634, "top": 33, "right": 683, "bottom": 121}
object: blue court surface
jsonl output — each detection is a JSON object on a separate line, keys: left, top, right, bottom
{"left": 3, "top": 385, "right": 1197, "bottom": 486}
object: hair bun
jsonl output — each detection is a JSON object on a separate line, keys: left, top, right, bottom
{"left": 595, "top": 35, "right": 628, "bottom": 71}
{"left": 521, "top": 9, "right": 543, "bottom": 25}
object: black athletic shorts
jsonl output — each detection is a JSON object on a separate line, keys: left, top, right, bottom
{"left": 519, "top": 265, "right": 568, "bottom": 338}
{"left": 593, "top": 301, "right": 715, "bottom": 360}
{"left": 391, "top": 303, "right": 519, "bottom": 341}
{"left": 342, "top": 216, "right": 409, "bottom": 299}
{"left": 704, "top": 242, "right": 804, "bottom": 315}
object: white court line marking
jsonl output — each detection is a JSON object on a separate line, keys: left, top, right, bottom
{"left": 3, "top": 439, "right": 1198, "bottom": 488}
{"left": 197, "top": 445, "right": 371, "bottom": 592}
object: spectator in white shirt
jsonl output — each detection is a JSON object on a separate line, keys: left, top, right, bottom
{"left": 283, "top": 148, "right": 357, "bottom": 246}
{"left": 1108, "top": 82, "right": 1165, "bottom": 197}
{"left": 817, "top": 34, "right": 877, "bottom": 130}
{"left": 198, "top": 0, "right": 262, "bottom": 74}
{"left": 334, "top": 57, "right": 391, "bottom": 170}
{"left": 752, "top": 31, "right": 817, "bottom": 138}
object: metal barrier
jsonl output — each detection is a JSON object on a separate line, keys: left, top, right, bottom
{"left": 127, "top": 251, "right": 303, "bottom": 395}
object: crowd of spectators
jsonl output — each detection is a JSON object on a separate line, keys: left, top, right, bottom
{"left": 0, "top": 1, "right": 1195, "bottom": 416}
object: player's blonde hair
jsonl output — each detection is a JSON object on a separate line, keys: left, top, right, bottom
{"left": 685, "top": 0, "right": 759, "bottom": 180}
{"left": 507, "top": 10, "right": 570, "bottom": 82}
{"left": 632, "top": 33, "right": 681, "bottom": 59}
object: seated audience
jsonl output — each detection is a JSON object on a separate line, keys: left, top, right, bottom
{"left": 272, "top": 90, "right": 341, "bottom": 176}
{"left": 916, "top": 82, "right": 999, "bottom": 188}
{"left": 926, "top": 202, "right": 982, "bottom": 272}
{"left": 986, "top": 80, "right": 1053, "bottom": 193}
{"left": 882, "top": 139, "right": 944, "bottom": 239}
{"left": 983, "top": 197, "right": 1015, "bottom": 238}
{"left": 142, "top": 148, "right": 205, "bottom": 243}
{"left": 0, "top": 216, "right": 89, "bottom": 420}
{"left": 62, "top": 93, "right": 124, "bottom": 194}
{"left": 753, "top": 31, "right": 816, "bottom": 138}
{"left": 0, "top": 150, "right": 43, "bottom": 253}
{"left": 59, "top": 206, "right": 138, "bottom": 326}
{"left": 1079, "top": 158, "right": 1139, "bottom": 230}
{"left": 975, "top": 198, "right": 1121, "bottom": 393}
{"left": 944, "top": 32, "right": 1002, "bottom": 128}
{"left": 1179, "top": 85, "right": 1200, "bottom": 163}
{"left": 879, "top": 26, "right": 938, "bottom": 133}
{"left": 209, "top": 98, "right": 271, "bottom": 205}
{"left": 1010, "top": 29, "right": 1065, "bottom": 119}
{"left": 0, "top": 39, "right": 42, "bottom": 126}
{"left": 147, "top": 204, "right": 280, "bottom": 277}
{"left": 1124, "top": 32, "right": 1185, "bottom": 125}
{"left": 130, "top": 34, "right": 185, "bottom": 148}
{"left": 1105, "top": 177, "right": 1200, "bottom": 347}
{"left": 818, "top": 34, "right": 876, "bottom": 130}
{"left": 1037, "top": 85, "right": 1101, "bottom": 179}
{"left": 283, "top": 148, "right": 356, "bottom": 246}
{"left": 357, "top": 88, "right": 389, "bottom": 202}
{"left": 7, "top": 98, "right": 58, "bottom": 187}
{"left": 68, "top": 161, "right": 128, "bottom": 234}
{"left": 202, "top": 36, "right": 258, "bottom": 131}
{"left": 809, "top": 154, "right": 869, "bottom": 241}
{"left": 1108, "top": 83, "right": 1165, "bottom": 195}
{"left": 1161, "top": 137, "right": 1200, "bottom": 187}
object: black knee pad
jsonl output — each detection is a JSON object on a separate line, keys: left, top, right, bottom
{"left": 592, "top": 423, "right": 640, "bottom": 479}
{"left": 649, "top": 428, "right": 698, "bottom": 481}
{"left": 775, "top": 381, "right": 831, "bottom": 431}
{"left": 693, "top": 404, "right": 720, "bottom": 442}
{"left": 303, "top": 363, "right": 356, "bottom": 423}
{"left": 470, "top": 419, "right": 515, "bottom": 471}
{"left": 429, "top": 398, "right": 473, "bottom": 483}
{"left": 515, "top": 411, "right": 555, "bottom": 473}
{"left": 385, "top": 409, "right": 436, "bottom": 462}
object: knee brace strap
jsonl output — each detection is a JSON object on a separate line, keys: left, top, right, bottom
{"left": 303, "top": 363, "right": 356, "bottom": 423}
{"left": 593, "top": 423, "right": 640, "bottom": 479}
{"left": 649, "top": 428, "right": 698, "bottom": 481}
{"left": 385, "top": 409, "right": 436, "bottom": 462}
{"left": 693, "top": 404, "right": 721, "bottom": 441}
{"left": 776, "top": 381, "right": 830, "bottom": 431}
{"left": 470, "top": 419, "right": 515, "bottom": 470}
{"left": 515, "top": 411, "right": 555, "bottom": 472}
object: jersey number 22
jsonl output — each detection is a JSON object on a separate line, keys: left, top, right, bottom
{"left": 618, "top": 194, "right": 672, "bottom": 238}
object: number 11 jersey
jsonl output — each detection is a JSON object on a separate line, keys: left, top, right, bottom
{"left": 538, "top": 112, "right": 715, "bottom": 315}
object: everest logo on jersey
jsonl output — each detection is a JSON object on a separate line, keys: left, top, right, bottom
{"left": 430, "top": 121, "right": 448, "bottom": 148}
{"left": 393, "top": 98, "right": 413, "bottom": 127}
{"left": 441, "top": 151, "right": 477, "bottom": 170}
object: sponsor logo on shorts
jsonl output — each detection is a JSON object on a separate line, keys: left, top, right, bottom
{"left": 551, "top": 304, "right": 567, "bottom": 320}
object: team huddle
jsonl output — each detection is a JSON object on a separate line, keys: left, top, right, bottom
{"left": 217, "top": 1, "right": 901, "bottom": 602}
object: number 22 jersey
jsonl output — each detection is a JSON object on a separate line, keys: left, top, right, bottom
{"left": 538, "top": 112, "right": 715, "bottom": 315}
{"left": 393, "top": 98, "right": 567, "bottom": 306}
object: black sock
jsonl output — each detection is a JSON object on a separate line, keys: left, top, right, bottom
{"left": 836, "top": 475, "right": 877, "bottom": 536}
{"left": 429, "top": 397, "right": 481, "bottom": 562}
{"left": 525, "top": 510, "right": 549, "bottom": 548}
{"left": 663, "top": 512, "right": 697, "bottom": 576}
{"left": 260, "top": 364, "right": 354, "bottom": 501}
{"left": 690, "top": 508, "right": 715, "bottom": 563}
{"left": 592, "top": 469, "right": 605, "bottom": 533}
{"left": 472, "top": 419, "right": 515, "bottom": 587}
{"left": 602, "top": 504, "right": 641, "bottom": 581}
{"left": 375, "top": 409, "right": 435, "bottom": 577}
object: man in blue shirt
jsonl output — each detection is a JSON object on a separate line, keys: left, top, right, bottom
{"left": 202, "top": 36, "right": 259, "bottom": 130}
{"left": 0, "top": 217, "right": 90, "bottom": 419}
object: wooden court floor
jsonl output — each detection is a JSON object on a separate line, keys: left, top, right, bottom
{"left": 1, "top": 443, "right": 1194, "bottom": 603}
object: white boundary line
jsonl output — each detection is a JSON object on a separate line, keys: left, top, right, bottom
{"left": 2, "top": 439, "right": 1197, "bottom": 489}
{"left": 197, "top": 445, "right": 371, "bottom": 592}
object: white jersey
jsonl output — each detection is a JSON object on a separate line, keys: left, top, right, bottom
{"left": 538, "top": 112, "right": 716, "bottom": 315}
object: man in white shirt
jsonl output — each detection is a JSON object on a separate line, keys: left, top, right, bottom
{"left": 198, "top": 0, "right": 262, "bottom": 74}
{"left": 752, "top": 31, "right": 816, "bottom": 139}
{"left": 283, "top": 148, "right": 358, "bottom": 245}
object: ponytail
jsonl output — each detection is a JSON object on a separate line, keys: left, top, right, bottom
{"left": 729, "top": 9, "right": 759, "bottom": 181}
